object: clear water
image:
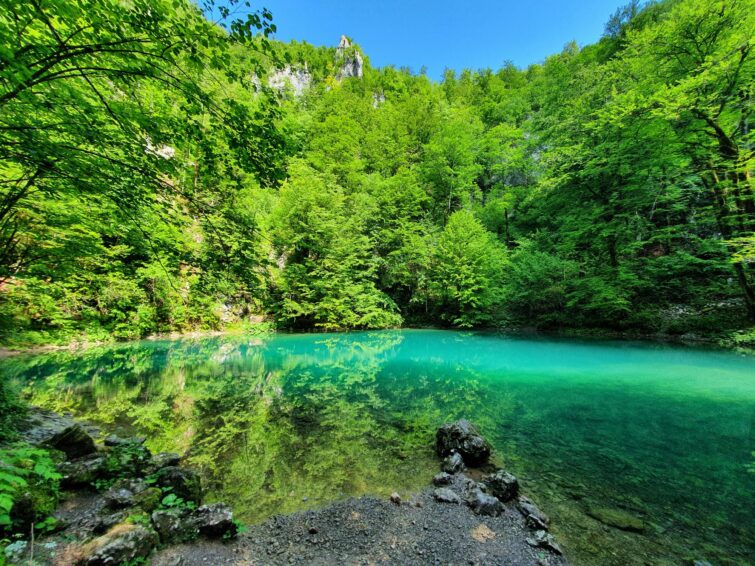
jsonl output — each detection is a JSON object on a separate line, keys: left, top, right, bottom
{"left": 3, "top": 330, "right": 754, "bottom": 564}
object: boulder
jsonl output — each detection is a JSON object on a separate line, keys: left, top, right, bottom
{"left": 484, "top": 470, "right": 519, "bottom": 502}
{"left": 440, "top": 452, "right": 465, "bottom": 474}
{"left": 150, "top": 508, "right": 198, "bottom": 544}
{"left": 153, "top": 466, "right": 202, "bottom": 504}
{"left": 45, "top": 424, "right": 97, "bottom": 459}
{"left": 467, "top": 489, "right": 504, "bottom": 517}
{"left": 432, "top": 472, "right": 453, "bottom": 486}
{"left": 104, "top": 479, "right": 147, "bottom": 510}
{"left": 104, "top": 434, "right": 146, "bottom": 447}
{"left": 82, "top": 523, "right": 158, "bottom": 566}
{"left": 517, "top": 496, "right": 550, "bottom": 530}
{"left": 526, "top": 529, "right": 563, "bottom": 555}
{"left": 436, "top": 420, "right": 491, "bottom": 466}
{"left": 148, "top": 452, "right": 181, "bottom": 472}
{"left": 58, "top": 454, "right": 107, "bottom": 488}
{"left": 433, "top": 488, "right": 461, "bottom": 504}
{"left": 134, "top": 487, "right": 163, "bottom": 513}
{"left": 92, "top": 512, "right": 127, "bottom": 535}
{"left": 194, "top": 503, "right": 237, "bottom": 539}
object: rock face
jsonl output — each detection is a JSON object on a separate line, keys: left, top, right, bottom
{"left": 268, "top": 65, "right": 312, "bottom": 96}
{"left": 195, "top": 503, "right": 236, "bottom": 538}
{"left": 154, "top": 466, "right": 202, "bottom": 504}
{"left": 436, "top": 420, "right": 491, "bottom": 466}
{"left": 484, "top": 469, "right": 519, "bottom": 502}
{"left": 526, "top": 529, "right": 563, "bottom": 555}
{"left": 83, "top": 524, "right": 158, "bottom": 566}
{"left": 335, "top": 35, "right": 364, "bottom": 79}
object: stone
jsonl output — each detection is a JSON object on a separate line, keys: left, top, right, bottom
{"left": 83, "top": 524, "right": 158, "bottom": 566}
{"left": 151, "top": 508, "right": 199, "bottom": 544}
{"left": 432, "top": 472, "right": 453, "bottom": 486}
{"left": 57, "top": 454, "right": 107, "bottom": 488}
{"left": 467, "top": 489, "right": 504, "bottom": 517}
{"left": 525, "top": 529, "right": 563, "bottom": 555}
{"left": 148, "top": 452, "right": 181, "bottom": 472}
{"left": 483, "top": 470, "right": 519, "bottom": 502}
{"left": 45, "top": 423, "right": 97, "bottom": 459}
{"left": 390, "top": 492, "right": 401, "bottom": 505}
{"left": 153, "top": 466, "right": 202, "bottom": 504}
{"left": 436, "top": 420, "right": 491, "bottom": 466}
{"left": 195, "top": 503, "right": 237, "bottom": 539}
{"left": 517, "top": 496, "right": 550, "bottom": 531}
{"left": 441, "top": 452, "right": 465, "bottom": 474}
{"left": 103, "top": 434, "right": 146, "bottom": 447}
{"left": 433, "top": 488, "right": 461, "bottom": 504}
{"left": 104, "top": 479, "right": 146, "bottom": 509}
{"left": 92, "top": 512, "right": 127, "bottom": 535}
{"left": 134, "top": 487, "right": 163, "bottom": 513}
{"left": 585, "top": 505, "right": 645, "bottom": 532}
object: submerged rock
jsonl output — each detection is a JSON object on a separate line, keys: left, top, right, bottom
{"left": 441, "top": 452, "right": 466, "bottom": 474}
{"left": 433, "top": 488, "right": 461, "bottom": 504}
{"left": 484, "top": 470, "right": 519, "bottom": 502}
{"left": 436, "top": 420, "right": 491, "bottom": 466}
{"left": 82, "top": 523, "right": 158, "bottom": 566}
{"left": 517, "top": 496, "right": 550, "bottom": 530}
{"left": 467, "top": 489, "right": 504, "bottom": 517}
{"left": 585, "top": 505, "right": 645, "bottom": 532}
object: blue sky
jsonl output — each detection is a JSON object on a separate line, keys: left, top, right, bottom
{"left": 225, "top": 1, "right": 628, "bottom": 79}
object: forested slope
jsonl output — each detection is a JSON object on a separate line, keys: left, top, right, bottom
{"left": 1, "top": 0, "right": 753, "bottom": 346}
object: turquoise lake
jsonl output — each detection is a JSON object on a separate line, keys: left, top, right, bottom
{"left": 3, "top": 330, "right": 754, "bottom": 564}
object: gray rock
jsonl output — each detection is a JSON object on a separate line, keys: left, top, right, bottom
{"left": 441, "top": 452, "right": 465, "bottom": 474}
{"left": 517, "top": 496, "right": 550, "bottom": 530}
{"left": 467, "top": 489, "right": 504, "bottom": 517}
{"left": 151, "top": 508, "right": 199, "bottom": 544}
{"left": 92, "top": 511, "right": 127, "bottom": 535}
{"left": 585, "top": 504, "right": 645, "bottom": 532}
{"left": 45, "top": 423, "right": 97, "bottom": 459}
{"left": 104, "top": 434, "right": 146, "bottom": 447}
{"left": 57, "top": 454, "right": 107, "bottom": 488}
{"left": 195, "top": 503, "right": 237, "bottom": 539}
{"left": 432, "top": 472, "right": 453, "bottom": 486}
{"left": 433, "top": 488, "right": 461, "bottom": 504}
{"left": 149, "top": 452, "right": 181, "bottom": 471}
{"left": 153, "top": 466, "right": 202, "bottom": 504}
{"left": 436, "top": 420, "right": 491, "bottom": 466}
{"left": 525, "top": 529, "right": 563, "bottom": 555}
{"left": 104, "top": 479, "right": 147, "bottom": 509}
{"left": 484, "top": 470, "right": 519, "bottom": 502}
{"left": 390, "top": 492, "right": 401, "bottom": 505}
{"left": 85, "top": 524, "right": 158, "bottom": 566}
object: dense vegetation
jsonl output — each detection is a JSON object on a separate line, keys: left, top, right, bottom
{"left": 1, "top": 0, "right": 753, "bottom": 347}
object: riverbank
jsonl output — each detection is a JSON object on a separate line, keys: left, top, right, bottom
{"left": 3, "top": 412, "right": 567, "bottom": 565}
{"left": 2, "top": 321, "right": 753, "bottom": 359}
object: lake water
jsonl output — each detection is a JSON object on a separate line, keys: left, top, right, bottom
{"left": 3, "top": 330, "right": 754, "bottom": 564}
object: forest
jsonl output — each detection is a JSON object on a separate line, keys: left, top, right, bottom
{"left": 1, "top": 0, "right": 753, "bottom": 347}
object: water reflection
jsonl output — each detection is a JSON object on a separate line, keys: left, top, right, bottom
{"left": 3, "top": 330, "right": 754, "bottom": 565}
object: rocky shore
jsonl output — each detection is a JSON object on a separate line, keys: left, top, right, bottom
{"left": 4, "top": 413, "right": 568, "bottom": 565}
